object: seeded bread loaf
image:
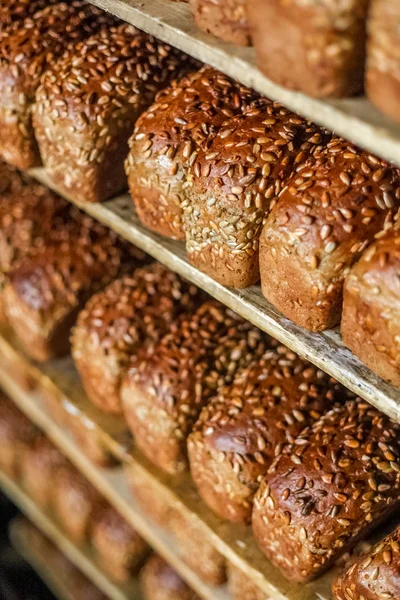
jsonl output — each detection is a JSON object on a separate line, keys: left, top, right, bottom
{"left": 332, "top": 525, "right": 400, "bottom": 600}
{"left": 4, "top": 213, "right": 146, "bottom": 362}
{"left": 0, "top": 391, "right": 36, "bottom": 477}
{"left": 141, "top": 555, "right": 200, "bottom": 600}
{"left": 53, "top": 463, "right": 105, "bottom": 543}
{"left": 342, "top": 228, "right": 400, "bottom": 385}
{"left": 72, "top": 263, "right": 202, "bottom": 414}
{"left": 0, "top": 0, "right": 57, "bottom": 25}
{"left": 20, "top": 434, "right": 67, "bottom": 509}
{"left": 367, "top": 0, "right": 400, "bottom": 124}
{"left": 248, "top": 0, "right": 369, "bottom": 98}
{"left": 126, "top": 66, "right": 256, "bottom": 240}
{"left": 188, "top": 345, "right": 348, "bottom": 524}
{"left": 185, "top": 99, "right": 326, "bottom": 287}
{"left": 252, "top": 400, "right": 400, "bottom": 582}
{"left": 189, "top": 0, "right": 251, "bottom": 46}
{"left": 228, "top": 564, "right": 269, "bottom": 600}
{"left": 260, "top": 138, "right": 400, "bottom": 331}
{"left": 34, "top": 25, "right": 193, "bottom": 204}
{"left": 121, "top": 300, "right": 269, "bottom": 474}
{"left": 0, "top": 1, "right": 112, "bottom": 169}
{"left": 91, "top": 505, "right": 149, "bottom": 582}
{"left": 169, "top": 512, "right": 226, "bottom": 585}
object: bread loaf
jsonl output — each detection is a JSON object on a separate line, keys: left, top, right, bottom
{"left": 0, "top": 391, "right": 36, "bottom": 477}
{"left": 260, "top": 138, "right": 400, "bottom": 330}
{"left": 20, "top": 434, "right": 66, "bottom": 508}
{"left": 34, "top": 25, "right": 193, "bottom": 203}
{"left": 188, "top": 345, "right": 349, "bottom": 524}
{"left": 169, "top": 512, "right": 226, "bottom": 585}
{"left": 4, "top": 212, "right": 146, "bottom": 361}
{"left": 189, "top": 0, "right": 251, "bottom": 46}
{"left": 228, "top": 564, "right": 269, "bottom": 600}
{"left": 141, "top": 555, "right": 200, "bottom": 600}
{"left": 0, "top": 0, "right": 57, "bottom": 25}
{"left": 332, "top": 525, "right": 400, "bottom": 600}
{"left": 252, "top": 400, "right": 400, "bottom": 582}
{"left": 121, "top": 300, "right": 269, "bottom": 474}
{"left": 72, "top": 263, "right": 202, "bottom": 414}
{"left": 342, "top": 228, "right": 400, "bottom": 385}
{"left": 185, "top": 99, "right": 326, "bottom": 287}
{"left": 0, "top": 1, "right": 113, "bottom": 169}
{"left": 91, "top": 505, "right": 149, "bottom": 582}
{"left": 126, "top": 66, "right": 256, "bottom": 240}
{"left": 367, "top": 0, "right": 400, "bottom": 124}
{"left": 248, "top": 0, "right": 369, "bottom": 98}
{"left": 53, "top": 463, "right": 105, "bottom": 543}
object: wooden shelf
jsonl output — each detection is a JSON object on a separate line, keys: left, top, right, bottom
{"left": 0, "top": 327, "right": 353, "bottom": 600}
{"left": 85, "top": 0, "right": 400, "bottom": 167}
{"left": 0, "top": 333, "right": 228, "bottom": 600}
{"left": 0, "top": 474, "right": 139, "bottom": 600}
{"left": 29, "top": 167, "right": 400, "bottom": 424}
{"left": 9, "top": 518, "right": 107, "bottom": 600}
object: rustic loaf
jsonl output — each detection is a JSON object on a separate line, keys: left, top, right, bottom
{"left": 342, "top": 228, "right": 400, "bottom": 385}
{"left": 185, "top": 98, "right": 327, "bottom": 287}
{"left": 332, "top": 525, "right": 400, "bottom": 600}
{"left": 189, "top": 0, "right": 251, "bottom": 46}
{"left": 126, "top": 66, "right": 257, "bottom": 240}
{"left": 367, "top": 0, "right": 400, "bottom": 124}
{"left": 248, "top": 0, "right": 369, "bottom": 98}
{"left": 169, "top": 511, "right": 226, "bottom": 585}
{"left": 252, "top": 400, "right": 400, "bottom": 582}
{"left": 141, "top": 555, "right": 200, "bottom": 600}
{"left": 20, "top": 434, "right": 67, "bottom": 509}
{"left": 0, "top": 1, "right": 113, "bottom": 169}
{"left": 72, "top": 263, "right": 202, "bottom": 414}
{"left": 4, "top": 211, "right": 146, "bottom": 362}
{"left": 0, "top": 391, "right": 36, "bottom": 477}
{"left": 121, "top": 300, "right": 269, "bottom": 474}
{"left": 260, "top": 137, "right": 400, "bottom": 331}
{"left": 188, "top": 345, "right": 349, "bottom": 524}
{"left": 34, "top": 24, "right": 193, "bottom": 203}
{"left": 91, "top": 505, "right": 149, "bottom": 582}
{"left": 53, "top": 463, "right": 105, "bottom": 543}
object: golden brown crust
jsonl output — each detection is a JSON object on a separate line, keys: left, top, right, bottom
{"left": 252, "top": 400, "right": 400, "bottom": 582}
{"left": 0, "top": 391, "right": 37, "bottom": 477}
{"left": 367, "top": 0, "right": 400, "bottom": 123}
{"left": 185, "top": 99, "right": 327, "bottom": 287}
{"left": 0, "top": 1, "right": 113, "bottom": 169}
{"left": 20, "top": 434, "right": 67, "bottom": 509}
{"left": 333, "top": 526, "right": 400, "bottom": 600}
{"left": 121, "top": 300, "right": 269, "bottom": 474}
{"left": 141, "top": 555, "right": 200, "bottom": 600}
{"left": 342, "top": 229, "right": 400, "bottom": 385}
{"left": 188, "top": 345, "right": 350, "bottom": 523}
{"left": 189, "top": 0, "right": 251, "bottom": 46}
{"left": 34, "top": 24, "right": 193, "bottom": 203}
{"left": 72, "top": 263, "right": 202, "bottom": 414}
{"left": 260, "top": 137, "right": 400, "bottom": 331}
{"left": 126, "top": 66, "right": 257, "bottom": 239}
{"left": 248, "top": 0, "right": 368, "bottom": 98}
{"left": 52, "top": 463, "right": 105, "bottom": 543}
{"left": 4, "top": 212, "right": 146, "bottom": 362}
{"left": 91, "top": 505, "right": 149, "bottom": 582}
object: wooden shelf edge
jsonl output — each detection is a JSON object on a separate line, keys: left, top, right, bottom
{"left": 0, "top": 473, "right": 134, "bottom": 600}
{"left": 28, "top": 167, "right": 400, "bottom": 424}
{"left": 86, "top": 0, "right": 400, "bottom": 167}
{"left": 0, "top": 367, "right": 229, "bottom": 600}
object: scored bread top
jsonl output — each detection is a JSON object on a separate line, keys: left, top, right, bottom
{"left": 0, "top": 1, "right": 114, "bottom": 103}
